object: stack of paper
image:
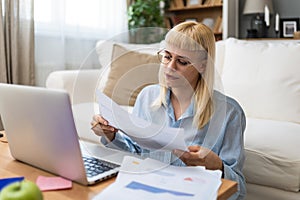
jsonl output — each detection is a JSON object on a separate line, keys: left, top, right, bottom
{"left": 93, "top": 156, "right": 222, "bottom": 200}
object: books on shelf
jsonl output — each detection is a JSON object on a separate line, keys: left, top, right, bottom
{"left": 203, "top": 0, "right": 222, "bottom": 6}
{"left": 164, "top": 13, "right": 182, "bottom": 28}
{"left": 213, "top": 16, "right": 222, "bottom": 33}
{"left": 169, "top": 0, "right": 222, "bottom": 9}
{"left": 170, "top": 0, "right": 184, "bottom": 9}
{"left": 165, "top": 13, "right": 222, "bottom": 34}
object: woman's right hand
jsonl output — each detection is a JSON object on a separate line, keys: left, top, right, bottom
{"left": 91, "top": 115, "right": 118, "bottom": 141}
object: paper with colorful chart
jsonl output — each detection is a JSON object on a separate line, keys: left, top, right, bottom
{"left": 93, "top": 156, "right": 222, "bottom": 200}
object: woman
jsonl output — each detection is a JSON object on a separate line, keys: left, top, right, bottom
{"left": 91, "top": 21, "right": 246, "bottom": 199}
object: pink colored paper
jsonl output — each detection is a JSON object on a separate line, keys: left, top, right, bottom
{"left": 36, "top": 176, "right": 72, "bottom": 191}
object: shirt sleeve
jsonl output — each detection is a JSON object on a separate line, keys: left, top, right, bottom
{"left": 100, "top": 131, "right": 142, "bottom": 153}
{"left": 219, "top": 107, "right": 246, "bottom": 200}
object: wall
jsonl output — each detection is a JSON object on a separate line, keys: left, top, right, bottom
{"left": 239, "top": 0, "right": 300, "bottom": 38}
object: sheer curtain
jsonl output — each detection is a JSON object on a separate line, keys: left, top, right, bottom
{"left": 34, "top": 0, "right": 128, "bottom": 86}
{"left": 0, "top": 0, "right": 35, "bottom": 130}
{"left": 0, "top": 0, "right": 35, "bottom": 85}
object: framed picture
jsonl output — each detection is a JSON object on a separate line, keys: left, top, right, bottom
{"left": 280, "top": 18, "right": 300, "bottom": 38}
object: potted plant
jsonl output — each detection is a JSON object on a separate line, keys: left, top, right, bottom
{"left": 127, "top": 0, "right": 169, "bottom": 43}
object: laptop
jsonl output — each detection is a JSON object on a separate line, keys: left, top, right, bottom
{"left": 0, "top": 83, "right": 135, "bottom": 185}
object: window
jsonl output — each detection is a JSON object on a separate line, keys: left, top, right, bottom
{"left": 34, "top": 0, "right": 127, "bottom": 38}
{"left": 34, "top": 0, "right": 52, "bottom": 23}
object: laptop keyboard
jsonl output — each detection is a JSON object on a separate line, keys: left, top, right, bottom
{"left": 83, "top": 156, "right": 120, "bottom": 178}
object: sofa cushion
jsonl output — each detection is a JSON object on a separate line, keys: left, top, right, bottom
{"left": 244, "top": 117, "right": 300, "bottom": 192}
{"left": 215, "top": 40, "right": 226, "bottom": 76}
{"left": 221, "top": 38, "right": 300, "bottom": 123}
{"left": 214, "top": 40, "right": 226, "bottom": 92}
{"left": 102, "top": 44, "right": 160, "bottom": 106}
{"left": 46, "top": 69, "right": 102, "bottom": 104}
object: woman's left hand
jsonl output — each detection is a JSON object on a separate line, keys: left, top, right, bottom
{"left": 173, "top": 145, "right": 223, "bottom": 171}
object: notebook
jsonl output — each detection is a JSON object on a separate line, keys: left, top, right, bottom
{"left": 0, "top": 83, "right": 135, "bottom": 185}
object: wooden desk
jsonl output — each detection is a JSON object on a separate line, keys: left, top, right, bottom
{"left": 0, "top": 131, "right": 237, "bottom": 199}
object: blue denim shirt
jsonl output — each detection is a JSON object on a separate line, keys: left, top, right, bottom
{"left": 101, "top": 84, "right": 246, "bottom": 199}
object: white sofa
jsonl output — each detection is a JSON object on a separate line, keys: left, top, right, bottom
{"left": 46, "top": 38, "right": 300, "bottom": 200}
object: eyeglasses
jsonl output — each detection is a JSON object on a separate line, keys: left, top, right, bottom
{"left": 157, "top": 49, "right": 193, "bottom": 68}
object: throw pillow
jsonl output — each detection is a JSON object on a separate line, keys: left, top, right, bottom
{"left": 95, "top": 40, "right": 161, "bottom": 92}
{"left": 221, "top": 38, "right": 300, "bottom": 123}
{"left": 103, "top": 44, "right": 160, "bottom": 106}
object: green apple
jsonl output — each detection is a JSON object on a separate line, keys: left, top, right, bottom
{"left": 0, "top": 180, "right": 43, "bottom": 200}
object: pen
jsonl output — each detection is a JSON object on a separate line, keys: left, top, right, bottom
{"left": 91, "top": 121, "right": 124, "bottom": 133}
{"left": 91, "top": 122, "right": 100, "bottom": 129}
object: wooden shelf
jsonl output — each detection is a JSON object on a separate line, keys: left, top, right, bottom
{"left": 165, "top": 1, "right": 223, "bottom": 40}
{"left": 168, "top": 4, "right": 222, "bottom": 12}
{"left": 165, "top": 0, "right": 239, "bottom": 40}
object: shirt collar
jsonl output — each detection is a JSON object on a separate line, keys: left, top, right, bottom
{"left": 165, "top": 88, "right": 195, "bottom": 121}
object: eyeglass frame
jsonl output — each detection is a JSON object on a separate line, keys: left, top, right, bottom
{"left": 157, "top": 49, "right": 195, "bottom": 68}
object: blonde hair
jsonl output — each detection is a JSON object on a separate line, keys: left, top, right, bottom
{"left": 154, "top": 21, "right": 216, "bottom": 129}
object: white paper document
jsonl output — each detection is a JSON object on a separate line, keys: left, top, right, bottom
{"left": 93, "top": 156, "right": 222, "bottom": 200}
{"left": 96, "top": 91, "right": 187, "bottom": 151}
